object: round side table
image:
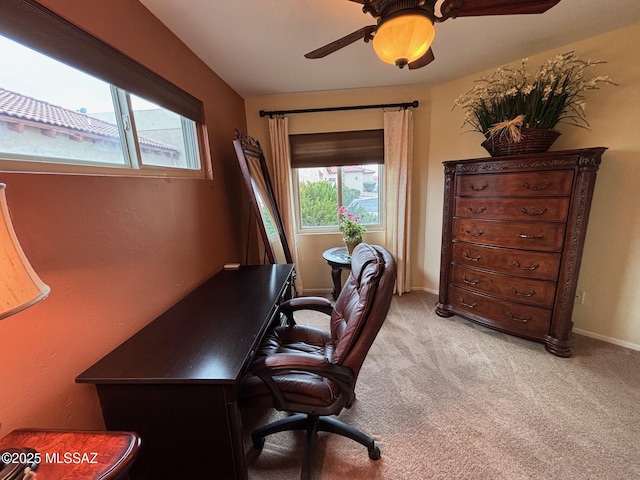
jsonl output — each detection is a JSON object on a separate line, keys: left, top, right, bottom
{"left": 322, "top": 247, "right": 352, "bottom": 300}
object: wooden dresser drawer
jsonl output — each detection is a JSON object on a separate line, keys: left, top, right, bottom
{"left": 450, "top": 264, "right": 556, "bottom": 308}
{"left": 455, "top": 197, "right": 570, "bottom": 222}
{"left": 449, "top": 286, "right": 551, "bottom": 339}
{"left": 456, "top": 170, "right": 574, "bottom": 197}
{"left": 451, "top": 242, "right": 560, "bottom": 281}
{"left": 439, "top": 149, "right": 606, "bottom": 356}
{"left": 453, "top": 218, "right": 566, "bottom": 252}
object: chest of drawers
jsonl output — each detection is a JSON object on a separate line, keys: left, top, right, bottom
{"left": 436, "top": 148, "right": 606, "bottom": 357}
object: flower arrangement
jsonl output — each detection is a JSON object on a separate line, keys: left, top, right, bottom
{"left": 453, "top": 51, "right": 615, "bottom": 144}
{"left": 338, "top": 205, "right": 366, "bottom": 243}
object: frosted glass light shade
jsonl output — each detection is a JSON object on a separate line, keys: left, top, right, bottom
{"left": 372, "top": 13, "right": 435, "bottom": 68}
{"left": 0, "top": 183, "right": 49, "bottom": 320}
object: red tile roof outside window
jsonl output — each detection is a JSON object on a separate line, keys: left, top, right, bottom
{"left": 0, "top": 88, "right": 178, "bottom": 154}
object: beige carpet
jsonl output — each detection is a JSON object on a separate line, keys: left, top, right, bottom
{"left": 242, "top": 291, "right": 640, "bottom": 479}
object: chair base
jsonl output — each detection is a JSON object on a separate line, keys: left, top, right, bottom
{"left": 252, "top": 413, "right": 381, "bottom": 480}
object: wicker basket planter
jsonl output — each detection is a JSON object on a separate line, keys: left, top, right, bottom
{"left": 481, "top": 128, "right": 561, "bottom": 157}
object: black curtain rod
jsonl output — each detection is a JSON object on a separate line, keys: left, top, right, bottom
{"left": 259, "top": 100, "right": 418, "bottom": 118}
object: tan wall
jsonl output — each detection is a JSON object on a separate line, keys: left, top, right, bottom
{"left": 245, "top": 86, "right": 431, "bottom": 294}
{"left": 0, "top": 0, "right": 247, "bottom": 434}
{"left": 429, "top": 23, "right": 640, "bottom": 348}
{"left": 246, "top": 23, "right": 640, "bottom": 348}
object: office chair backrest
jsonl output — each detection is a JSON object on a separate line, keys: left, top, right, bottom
{"left": 330, "top": 243, "right": 396, "bottom": 376}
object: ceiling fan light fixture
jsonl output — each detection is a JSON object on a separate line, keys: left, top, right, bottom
{"left": 372, "top": 12, "right": 435, "bottom": 69}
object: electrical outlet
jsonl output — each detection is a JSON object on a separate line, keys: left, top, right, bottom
{"left": 575, "top": 290, "right": 586, "bottom": 304}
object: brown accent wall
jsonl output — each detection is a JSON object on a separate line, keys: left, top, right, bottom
{"left": 0, "top": 0, "right": 247, "bottom": 433}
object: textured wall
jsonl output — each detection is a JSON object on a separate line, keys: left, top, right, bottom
{"left": 245, "top": 23, "right": 640, "bottom": 348}
{"left": 428, "top": 23, "right": 640, "bottom": 348}
{"left": 0, "top": 0, "right": 247, "bottom": 434}
{"left": 244, "top": 85, "right": 431, "bottom": 294}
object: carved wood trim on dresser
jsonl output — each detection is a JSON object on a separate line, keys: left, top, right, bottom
{"left": 436, "top": 147, "right": 606, "bottom": 357}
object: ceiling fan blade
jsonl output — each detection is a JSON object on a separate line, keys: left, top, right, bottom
{"left": 441, "top": 0, "right": 560, "bottom": 18}
{"left": 408, "top": 48, "right": 435, "bottom": 70}
{"left": 305, "top": 25, "right": 376, "bottom": 59}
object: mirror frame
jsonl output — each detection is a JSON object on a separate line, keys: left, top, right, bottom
{"left": 233, "top": 130, "right": 293, "bottom": 264}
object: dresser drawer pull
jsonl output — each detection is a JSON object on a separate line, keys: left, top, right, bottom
{"left": 520, "top": 207, "right": 547, "bottom": 216}
{"left": 459, "top": 298, "right": 477, "bottom": 308}
{"left": 513, "top": 260, "right": 539, "bottom": 270}
{"left": 468, "top": 182, "right": 489, "bottom": 192}
{"left": 463, "top": 252, "right": 482, "bottom": 262}
{"left": 464, "top": 228, "right": 484, "bottom": 237}
{"left": 511, "top": 287, "right": 535, "bottom": 297}
{"left": 517, "top": 233, "right": 544, "bottom": 240}
{"left": 462, "top": 275, "right": 480, "bottom": 285}
{"left": 523, "top": 182, "right": 550, "bottom": 191}
{"left": 507, "top": 312, "right": 531, "bottom": 323}
{"left": 466, "top": 206, "right": 487, "bottom": 214}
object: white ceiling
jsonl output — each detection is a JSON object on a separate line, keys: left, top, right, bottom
{"left": 139, "top": 0, "right": 640, "bottom": 98}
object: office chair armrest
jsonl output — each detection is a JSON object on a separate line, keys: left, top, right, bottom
{"left": 259, "top": 352, "right": 330, "bottom": 371}
{"left": 251, "top": 353, "right": 356, "bottom": 414}
{"left": 280, "top": 297, "right": 333, "bottom": 316}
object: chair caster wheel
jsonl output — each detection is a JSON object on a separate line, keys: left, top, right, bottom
{"left": 368, "top": 445, "right": 381, "bottom": 460}
{"left": 252, "top": 435, "right": 265, "bottom": 450}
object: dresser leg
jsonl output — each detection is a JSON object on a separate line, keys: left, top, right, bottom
{"left": 545, "top": 339, "right": 573, "bottom": 357}
{"left": 435, "top": 303, "right": 454, "bottom": 318}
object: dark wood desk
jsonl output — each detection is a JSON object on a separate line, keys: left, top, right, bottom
{"left": 0, "top": 429, "right": 140, "bottom": 479}
{"left": 76, "top": 264, "right": 295, "bottom": 480}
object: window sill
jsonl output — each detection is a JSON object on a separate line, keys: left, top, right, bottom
{"left": 0, "top": 158, "right": 208, "bottom": 179}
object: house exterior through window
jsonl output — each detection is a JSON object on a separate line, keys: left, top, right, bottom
{"left": 0, "top": 5, "right": 204, "bottom": 178}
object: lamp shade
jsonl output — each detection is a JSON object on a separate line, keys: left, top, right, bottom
{"left": 372, "top": 12, "right": 435, "bottom": 68}
{"left": 0, "top": 183, "right": 50, "bottom": 320}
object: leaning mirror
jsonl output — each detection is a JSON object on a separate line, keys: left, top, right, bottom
{"left": 233, "top": 130, "right": 292, "bottom": 264}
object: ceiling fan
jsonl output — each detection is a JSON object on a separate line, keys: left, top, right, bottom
{"left": 305, "top": 0, "right": 561, "bottom": 69}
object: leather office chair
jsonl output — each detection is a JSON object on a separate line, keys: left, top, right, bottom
{"left": 241, "top": 243, "right": 396, "bottom": 479}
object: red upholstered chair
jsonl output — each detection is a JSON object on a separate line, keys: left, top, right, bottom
{"left": 241, "top": 243, "right": 396, "bottom": 479}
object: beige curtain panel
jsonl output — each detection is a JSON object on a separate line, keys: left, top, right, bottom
{"left": 384, "top": 109, "right": 413, "bottom": 295}
{"left": 268, "top": 116, "right": 303, "bottom": 293}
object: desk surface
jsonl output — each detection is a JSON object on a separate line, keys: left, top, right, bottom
{"left": 76, "top": 264, "right": 294, "bottom": 385}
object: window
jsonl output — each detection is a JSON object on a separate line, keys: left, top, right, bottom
{"left": 290, "top": 130, "right": 384, "bottom": 230}
{"left": 129, "top": 93, "right": 200, "bottom": 170}
{"left": 296, "top": 164, "right": 382, "bottom": 228}
{"left": 0, "top": 0, "right": 204, "bottom": 176}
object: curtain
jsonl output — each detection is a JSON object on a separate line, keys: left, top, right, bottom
{"left": 384, "top": 109, "right": 413, "bottom": 295}
{"left": 268, "top": 116, "right": 303, "bottom": 292}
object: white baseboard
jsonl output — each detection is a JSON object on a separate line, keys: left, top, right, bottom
{"left": 409, "top": 286, "right": 438, "bottom": 295}
{"left": 409, "top": 288, "right": 640, "bottom": 352}
{"left": 573, "top": 328, "right": 640, "bottom": 352}
{"left": 300, "top": 288, "right": 640, "bottom": 352}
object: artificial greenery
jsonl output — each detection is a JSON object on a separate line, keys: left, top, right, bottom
{"left": 454, "top": 52, "right": 615, "bottom": 142}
